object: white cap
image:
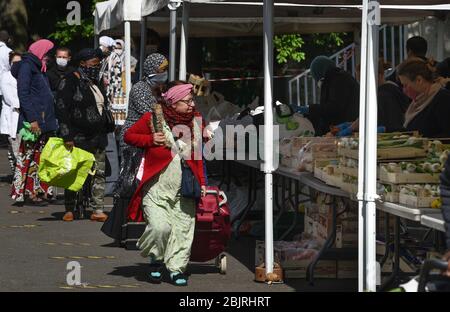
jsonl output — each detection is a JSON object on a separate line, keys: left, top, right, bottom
{"left": 99, "top": 36, "right": 115, "bottom": 48}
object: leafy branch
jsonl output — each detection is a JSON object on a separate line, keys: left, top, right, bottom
{"left": 274, "top": 34, "right": 305, "bottom": 64}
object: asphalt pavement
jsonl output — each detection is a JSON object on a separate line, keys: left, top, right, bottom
{"left": 0, "top": 147, "right": 357, "bottom": 292}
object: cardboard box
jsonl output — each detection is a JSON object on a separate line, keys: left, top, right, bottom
{"left": 284, "top": 260, "right": 337, "bottom": 279}
{"left": 255, "top": 241, "right": 318, "bottom": 269}
{"left": 337, "top": 260, "right": 358, "bottom": 279}
{"left": 336, "top": 224, "right": 358, "bottom": 248}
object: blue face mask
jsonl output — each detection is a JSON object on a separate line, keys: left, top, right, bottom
{"left": 148, "top": 71, "right": 168, "bottom": 84}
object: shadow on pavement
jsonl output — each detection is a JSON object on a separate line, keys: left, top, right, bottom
{"left": 108, "top": 263, "right": 151, "bottom": 283}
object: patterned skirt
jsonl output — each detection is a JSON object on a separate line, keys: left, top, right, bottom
{"left": 11, "top": 135, "right": 52, "bottom": 202}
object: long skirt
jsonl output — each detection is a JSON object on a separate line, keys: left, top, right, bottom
{"left": 11, "top": 135, "right": 52, "bottom": 202}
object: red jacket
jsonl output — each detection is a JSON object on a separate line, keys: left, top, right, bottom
{"left": 124, "top": 112, "right": 206, "bottom": 222}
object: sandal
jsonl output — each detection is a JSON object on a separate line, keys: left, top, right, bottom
{"left": 170, "top": 273, "right": 188, "bottom": 287}
{"left": 149, "top": 262, "right": 164, "bottom": 284}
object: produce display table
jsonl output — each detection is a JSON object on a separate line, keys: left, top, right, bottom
{"left": 225, "top": 158, "right": 444, "bottom": 285}
{"left": 420, "top": 213, "right": 445, "bottom": 233}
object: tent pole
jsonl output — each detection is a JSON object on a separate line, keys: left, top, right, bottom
{"left": 263, "top": 0, "right": 275, "bottom": 277}
{"left": 139, "top": 16, "right": 147, "bottom": 80}
{"left": 179, "top": 1, "right": 190, "bottom": 81}
{"left": 168, "top": 1, "right": 180, "bottom": 82}
{"left": 436, "top": 19, "right": 444, "bottom": 61}
{"left": 124, "top": 21, "right": 132, "bottom": 116}
{"left": 358, "top": 0, "right": 379, "bottom": 292}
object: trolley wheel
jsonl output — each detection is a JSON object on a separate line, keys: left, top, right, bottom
{"left": 219, "top": 255, "right": 227, "bottom": 275}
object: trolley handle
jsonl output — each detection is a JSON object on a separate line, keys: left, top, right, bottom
{"left": 204, "top": 189, "right": 228, "bottom": 207}
{"left": 417, "top": 259, "right": 449, "bottom": 292}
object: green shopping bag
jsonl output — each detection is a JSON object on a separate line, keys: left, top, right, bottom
{"left": 38, "top": 137, "right": 95, "bottom": 192}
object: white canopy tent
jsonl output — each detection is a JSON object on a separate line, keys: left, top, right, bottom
{"left": 94, "top": 0, "right": 450, "bottom": 291}
{"left": 259, "top": 0, "right": 449, "bottom": 292}
{"left": 139, "top": 0, "right": 446, "bottom": 88}
{"left": 94, "top": 0, "right": 117, "bottom": 36}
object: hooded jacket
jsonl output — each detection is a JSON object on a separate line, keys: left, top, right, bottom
{"left": 12, "top": 53, "right": 57, "bottom": 133}
{"left": 309, "top": 67, "right": 360, "bottom": 135}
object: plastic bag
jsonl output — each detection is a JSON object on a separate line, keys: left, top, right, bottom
{"left": 19, "top": 122, "right": 39, "bottom": 142}
{"left": 38, "top": 137, "right": 95, "bottom": 192}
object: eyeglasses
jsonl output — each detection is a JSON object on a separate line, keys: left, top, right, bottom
{"left": 178, "top": 98, "right": 194, "bottom": 106}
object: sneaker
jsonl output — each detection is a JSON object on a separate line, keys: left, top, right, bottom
{"left": 62, "top": 212, "right": 74, "bottom": 222}
{"left": 90, "top": 212, "right": 108, "bottom": 222}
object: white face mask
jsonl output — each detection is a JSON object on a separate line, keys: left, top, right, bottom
{"left": 56, "top": 57, "right": 68, "bottom": 68}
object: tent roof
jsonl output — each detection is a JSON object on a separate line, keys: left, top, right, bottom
{"left": 94, "top": 0, "right": 117, "bottom": 34}
{"left": 97, "top": 0, "right": 450, "bottom": 36}
{"left": 94, "top": 0, "right": 145, "bottom": 34}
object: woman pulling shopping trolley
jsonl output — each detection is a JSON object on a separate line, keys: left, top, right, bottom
{"left": 124, "top": 82, "right": 208, "bottom": 286}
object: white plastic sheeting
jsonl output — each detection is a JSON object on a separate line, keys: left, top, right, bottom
{"left": 94, "top": 0, "right": 117, "bottom": 35}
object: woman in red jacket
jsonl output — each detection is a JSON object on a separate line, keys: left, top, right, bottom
{"left": 124, "top": 82, "right": 206, "bottom": 286}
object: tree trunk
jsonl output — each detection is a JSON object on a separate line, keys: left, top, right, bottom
{"left": 0, "top": 0, "right": 28, "bottom": 51}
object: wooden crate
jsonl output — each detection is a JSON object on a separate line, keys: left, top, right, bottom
{"left": 337, "top": 147, "right": 358, "bottom": 159}
{"left": 340, "top": 166, "right": 358, "bottom": 178}
{"left": 377, "top": 147, "right": 427, "bottom": 159}
{"left": 340, "top": 181, "right": 358, "bottom": 194}
{"left": 398, "top": 193, "right": 439, "bottom": 208}
{"left": 379, "top": 170, "right": 440, "bottom": 184}
{"left": 383, "top": 192, "right": 400, "bottom": 203}
{"left": 338, "top": 146, "right": 427, "bottom": 160}
{"left": 314, "top": 168, "right": 342, "bottom": 188}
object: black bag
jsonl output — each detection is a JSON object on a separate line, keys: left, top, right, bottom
{"left": 104, "top": 107, "right": 116, "bottom": 133}
{"left": 180, "top": 158, "right": 201, "bottom": 199}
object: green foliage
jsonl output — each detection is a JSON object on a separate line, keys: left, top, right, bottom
{"left": 48, "top": 0, "right": 100, "bottom": 45}
{"left": 312, "top": 32, "right": 346, "bottom": 49}
{"left": 274, "top": 34, "right": 305, "bottom": 64}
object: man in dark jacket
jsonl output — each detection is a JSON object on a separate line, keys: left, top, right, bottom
{"left": 55, "top": 48, "right": 113, "bottom": 222}
{"left": 300, "top": 55, "right": 360, "bottom": 136}
{"left": 47, "top": 47, "right": 75, "bottom": 96}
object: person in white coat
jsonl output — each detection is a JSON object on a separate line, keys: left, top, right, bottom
{"left": 0, "top": 31, "right": 13, "bottom": 129}
{"left": 0, "top": 51, "right": 21, "bottom": 171}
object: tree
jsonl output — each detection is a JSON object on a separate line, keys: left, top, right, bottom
{"left": 274, "top": 34, "right": 305, "bottom": 65}
{"left": 48, "top": 0, "right": 99, "bottom": 46}
{"left": 0, "top": 0, "right": 28, "bottom": 51}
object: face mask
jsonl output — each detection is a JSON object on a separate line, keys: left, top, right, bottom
{"left": 56, "top": 57, "right": 68, "bottom": 68}
{"left": 80, "top": 65, "right": 100, "bottom": 81}
{"left": 403, "top": 85, "right": 418, "bottom": 101}
{"left": 148, "top": 71, "right": 168, "bottom": 84}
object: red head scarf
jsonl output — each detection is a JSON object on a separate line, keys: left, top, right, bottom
{"left": 28, "top": 39, "right": 54, "bottom": 72}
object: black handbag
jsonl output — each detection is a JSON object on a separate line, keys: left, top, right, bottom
{"left": 180, "top": 158, "right": 201, "bottom": 199}
{"left": 104, "top": 107, "right": 116, "bottom": 133}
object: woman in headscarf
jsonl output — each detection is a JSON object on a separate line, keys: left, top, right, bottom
{"left": 300, "top": 55, "right": 360, "bottom": 136}
{"left": 101, "top": 53, "right": 168, "bottom": 243}
{"left": 55, "top": 48, "right": 114, "bottom": 222}
{"left": 398, "top": 58, "right": 450, "bottom": 138}
{"left": 124, "top": 81, "right": 206, "bottom": 286}
{"left": 10, "top": 39, "right": 57, "bottom": 206}
{"left": 104, "top": 39, "right": 125, "bottom": 102}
